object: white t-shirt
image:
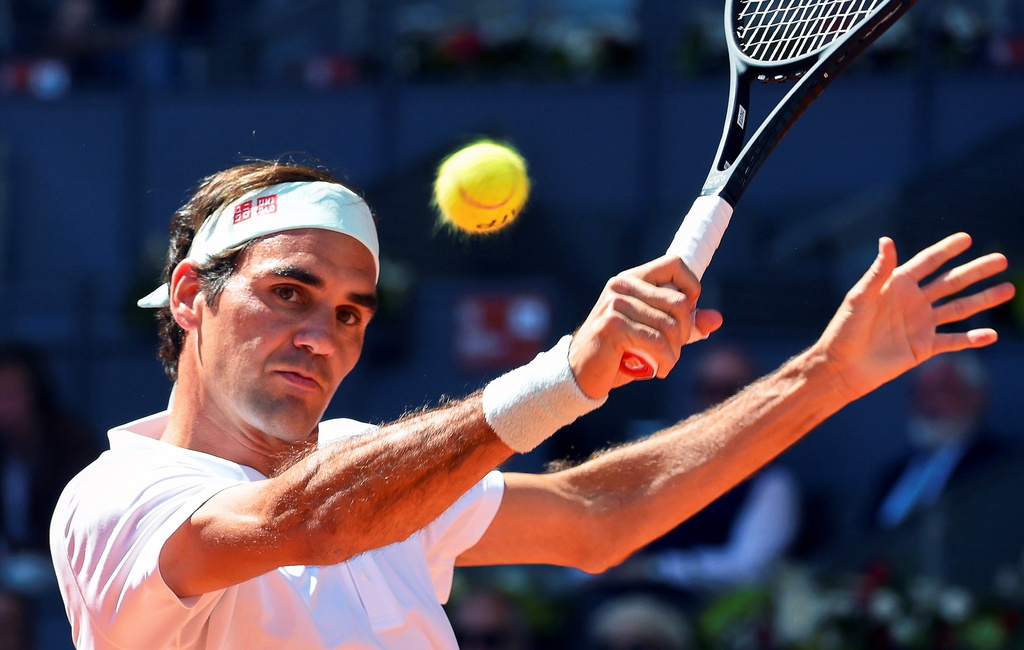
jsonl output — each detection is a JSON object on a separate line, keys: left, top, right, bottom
{"left": 50, "top": 411, "right": 505, "bottom": 650}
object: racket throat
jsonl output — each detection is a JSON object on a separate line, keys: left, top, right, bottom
{"left": 704, "top": 71, "right": 753, "bottom": 204}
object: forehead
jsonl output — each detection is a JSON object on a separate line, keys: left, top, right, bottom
{"left": 237, "top": 229, "right": 377, "bottom": 284}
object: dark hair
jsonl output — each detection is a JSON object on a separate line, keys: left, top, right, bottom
{"left": 155, "top": 160, "right": 348, "bottom": 381}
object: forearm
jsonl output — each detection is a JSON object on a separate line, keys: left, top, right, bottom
{"left": 169, "top": 336, "right": 606, "bottom": 596}
{"left": 270, "top": 393, "right": 511, "bottom": 563}
{"left": 564, "top": 344, "right": 844, "bottom": 566}
{"left": 167, "top": 394, "right": 514, "bottom": 597}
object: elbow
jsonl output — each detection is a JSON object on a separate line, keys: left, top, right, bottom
{"left": 575, "top": 544, "right": 637, "bottom": 576}
{"left": 576, "top": 550, "right": 632, "bottom": 576}
{"left": 567, "top": 514, "right": 639, "bottom": 575}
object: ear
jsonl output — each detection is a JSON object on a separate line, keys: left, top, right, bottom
{"left": 169, "top": 260, "right": 203, "bottom": 332}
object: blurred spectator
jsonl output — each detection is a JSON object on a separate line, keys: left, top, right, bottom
{"left": 45, "top": 0, "right": 210, "bottom": 88}
{"left": 873, "top": 353, "right": 996, "bottom": 531}
{"left": 0, "top": 342, "right": 99, "bottom": 649}
{"left": 852, "top": 351, "right": 1024, "bottom": 590}
{"left": 392, "top": 0, "right": 640, "bottom": 81}
{"left": 0, "top": 342, "right": 100, "bottom": 559}
{"left": 0, "top": 590, "right": 29, "bottom": 650}
{"left": 604, "top": 344, "right": 802, "bottom": 597}
{"left": 583, "top": 592, "right": 692, "bottom": 650}
{"left": 449, "top": 584, "right": 534, "bottom": 650}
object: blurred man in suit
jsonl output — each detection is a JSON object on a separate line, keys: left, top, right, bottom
{"left": 862, "top": 352, "right": 1024, "bottom": 589}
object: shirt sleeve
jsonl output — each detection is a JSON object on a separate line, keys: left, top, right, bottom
{"left": 416, "top": 471, "right": 505, "bottom": 603}
{"left": 52, "top": 452, "right": 241, "bottom": 648}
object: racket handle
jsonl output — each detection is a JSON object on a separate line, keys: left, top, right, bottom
{"left": 668, "top": 195, "right": 734, "bottom": 280}
{"left": 619, "top": 195, "right": 734, "bottom": 378}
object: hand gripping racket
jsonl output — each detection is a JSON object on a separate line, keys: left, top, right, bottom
{"left": 620, "top": 0, "right": 921, "bottom": 377}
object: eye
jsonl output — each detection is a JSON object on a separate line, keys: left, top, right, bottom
{"left": 337, "top": 308, "right": 360, "bottom": 326}
{"left": 274, "top": 286, "right": 300, "bottom": 302}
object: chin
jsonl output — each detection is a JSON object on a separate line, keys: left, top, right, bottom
{"left": 264, "top": 417, "right": 320, "bottom": 445}
{"left": 249, "top": 408, "right": 322, "bottom": 445}
{"left": 237, "top": 385, "right": 325, "bottom": 441}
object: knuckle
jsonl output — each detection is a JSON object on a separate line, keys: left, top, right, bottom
{"left": 605, "top": 274, "right": 634, "bottom": 295}
{"left": 667, "top": 291, "right": 692, "bottom": 313}
{"left": 606, "top": 294, "right": 633, "bottom": 316}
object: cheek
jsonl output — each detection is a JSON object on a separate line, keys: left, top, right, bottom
{"left": 334, "top": 332, "right": 365, "bottom": 376}
{"left": 206, "top": 301, "right": 281, "bottom": 371}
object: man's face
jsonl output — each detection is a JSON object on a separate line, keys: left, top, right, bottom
{"left": 188, "top": 229, "right": 377, "bottom": 451}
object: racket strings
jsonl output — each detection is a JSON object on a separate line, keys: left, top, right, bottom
{"left": 736, "top": 0, "right": 884, "bottom": 62}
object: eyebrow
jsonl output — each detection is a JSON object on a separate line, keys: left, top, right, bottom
{"left": 271, "top": 265, "right": 324, "bottom": 288}
{"left": 270, "top": 265, "right": 379, "bottom": 313}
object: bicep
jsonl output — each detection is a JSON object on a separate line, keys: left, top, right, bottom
{"left": 456, "top": 472, "right": 596, "bottom": 569}
{"left": 160, "top": 481, "right": 301, "bottom": 598}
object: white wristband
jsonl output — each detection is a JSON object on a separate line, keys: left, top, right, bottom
{"left": 482, "top": 335, "right": 607, "bottom": 453}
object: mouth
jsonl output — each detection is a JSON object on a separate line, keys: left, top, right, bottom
{"left": 275, "top": 369, "right": 322, "bottom": 391}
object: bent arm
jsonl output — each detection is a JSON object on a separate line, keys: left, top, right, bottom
{"left": 158, "top": 255, "right": 705, "bottom": 598}
{"left": 162, "top": 395, "right": 513, "bottom": 597}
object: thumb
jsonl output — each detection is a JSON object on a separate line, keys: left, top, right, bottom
{"left": 850, "top": 237, "right": 897, "bottom": 302}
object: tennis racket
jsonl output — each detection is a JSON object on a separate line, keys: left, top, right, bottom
{"left": 621, "top": 0, "right": 921, "bottom": 377}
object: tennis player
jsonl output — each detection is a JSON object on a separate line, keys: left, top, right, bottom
{"left": 50, "top": 160, "right": 1014, "bottom": 649}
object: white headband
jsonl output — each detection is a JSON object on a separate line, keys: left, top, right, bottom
{"left": 137, "top": 181, "right": 379, "bottom": 308}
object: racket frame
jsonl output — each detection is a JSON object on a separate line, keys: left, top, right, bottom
{"left": 705, "top": 0, "right": 916, "bottom": 207}
{"left": 619, "top": 0, "right": 919, "bottom": 378}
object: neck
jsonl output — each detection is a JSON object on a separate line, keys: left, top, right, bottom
{"left": 160, "top": 382, "right": 315, "bottom": 477}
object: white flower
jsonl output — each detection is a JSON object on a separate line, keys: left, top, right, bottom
{"left": 868, "top": 587, "right": 904, "bottom": 622}
{"left": 937, "top": 586, "right": 974, "bottom": 623}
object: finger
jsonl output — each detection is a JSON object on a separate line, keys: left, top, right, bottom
{"left": 922, "top": 252, "right": 1010, "bottom": 303}
{"left": 628, "top": 255, "right": 702, "bottom": 304}
{"left": 609, "top": 282, "right": 693, "bottom": 339}
{"left": 934, "top": 281, "right": 1016, "bottom": 326}
{"left": 900, "top": 232, "right": 973, "bottom": 283}
{"left": 931, "top": 328, "right": 999, "bottom": 355}
{"left": 692, "top": 308, "right": 724, "bottom": 341}
{"left": 607, "top": 293, "right": 692, "bottom": 379}
{"left": 607, "top": 266, "right": 696, "bottom": 335}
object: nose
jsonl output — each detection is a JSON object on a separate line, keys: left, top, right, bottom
{"left": 293, "top": 308, "right": 337, "bottom": 357}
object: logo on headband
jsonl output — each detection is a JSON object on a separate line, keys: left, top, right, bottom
{"left": 233, "top": 200, "right": 252, "bottom": 224}
{"left": 232, "top": 194, "right": 278, "bottom": 225}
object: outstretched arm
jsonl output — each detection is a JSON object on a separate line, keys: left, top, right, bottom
{"left": 459, "top": 233, "right": 1014, "bottom": 571}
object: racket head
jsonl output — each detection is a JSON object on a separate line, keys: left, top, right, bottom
{"left": 704, "top": 0, "right": 918, "bottom": 203}
{"left": 728, "top": 0, "right": 898, "bottom": 74}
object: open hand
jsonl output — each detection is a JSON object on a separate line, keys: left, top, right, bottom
{"left": 816, "top": 233, "right": 1015, "bottom": 401}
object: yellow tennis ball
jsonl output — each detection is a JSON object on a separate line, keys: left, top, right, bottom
{"left": 432, "top": 140, "right": 530, "bottom": 234}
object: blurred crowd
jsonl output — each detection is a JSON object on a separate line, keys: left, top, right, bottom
{"left": 0, "top": 3, "right": 1022, "bottom": 649}
{"left": 0, "top": 0, "right": 1020, "bottom": 98}
{"left": 0, "top": 336, "right": 1022, "bottom": 648}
